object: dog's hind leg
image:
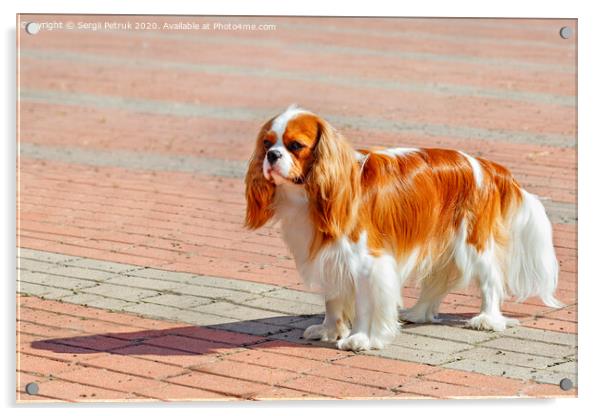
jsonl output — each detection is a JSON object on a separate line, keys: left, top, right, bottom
{"left": 400, "top": 267, "right": 455, "bottom": 324}
{"left": 466, "top": 241, "right": 518, "bottom": 331}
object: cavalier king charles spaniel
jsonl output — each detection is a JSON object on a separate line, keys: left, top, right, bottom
{"left": 245, "top": 105, "right": 561, "bottom": 352}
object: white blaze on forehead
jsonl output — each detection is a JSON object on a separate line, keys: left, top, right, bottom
{"left": 264, "top": 105, "right": 310, "bottom": 182}
{"left": 458, "top": 150, "right": 483, "bottom": 188}
{"left": 374, "top": 147, "right": 420, "bottom": 157}
{"left": 270, "top": 104, "right": 310, "bottom": 143}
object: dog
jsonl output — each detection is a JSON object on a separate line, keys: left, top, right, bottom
{"left": 244, "top": 104, "right": 561, "bottom": 352}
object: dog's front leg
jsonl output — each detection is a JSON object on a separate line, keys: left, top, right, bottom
{"left": 336, "top": 272, "right": 372, "bottom": 351}
{"left": 303, "top": 297, "right": 350, "bottom": 342}
{"left": 337, "top": 255, "right": 401, "bottom": 351}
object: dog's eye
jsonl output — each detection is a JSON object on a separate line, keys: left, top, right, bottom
{"left": 263, "top": 140, "right": 272, "bottom": 149}
{"left": 287, "top": 141, "right": 305, "bottom": 151}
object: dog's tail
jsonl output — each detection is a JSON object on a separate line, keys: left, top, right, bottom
{"left": 506, "top": 189, "right": 563, "bottom": 308}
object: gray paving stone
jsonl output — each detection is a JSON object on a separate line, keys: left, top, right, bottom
{"left": 143, "top": 293, "right": 214, "bottom": 309}
{"left": 60, "top": 293, "right": 135, "bottom": 310}
{"left": 402, "top": 323, "right": 497, "bottom": 344}
{"left": 480, "top": 337, "right": 575, "bottom": 358}
{"left": 18, "top": 271, "right": 99, "bottom": 291}
{"left": 17, "top": 281, "right": 51, "bottom": 297}
{"left": 530, "top": 370, "right": 577, "bottom": 386}
{"left": 17, "top": 281, "right": 72, "bottom": 299}
{"left": 17, "top": 248, "right": 78, "bottom": 264}
{"left": 251, "top": 315, "right": 309, "bottom": 328}
{"left": 123, "top": 302, "right": 233, "bottom": 326}
{"left": 173, "top": 284, "right": 257, "bottom": 303}
{"left": 363, "top": 344, "right": 453, "bottom": 365}
{"left": 390, "top": 332, "right": 473, "bottom": 354}
{"left": 286, "top": 315, "right": 324, "bottom": 330}
{"left": 191, "top": 275, "right": 277, "bottom": 295}
{"left": 502, "top": 326, "right": 578, "bottom": 347}
{"left": 244, "top": 296, "right": 323, "bottom": 316}
{"left": 69, "top": 258, "right": 144, "bottom": 274}
{"left": 37, "top": 287, "right": 75, "bottom": 300}
{"left": 454, "top": 346, "right": 555, "bottom": 369}
{"left": 264, "top": 288, "right": 324, "bottom": 305}
{"left": 266, "top": 327, "right": 337, "bottom": 349}
{"left": 104, "top": 275, "right": 183, "bottom": 292}
{"left": 124, "top": 267, "right": 197, "bottom": 282}
{"left": 545, "top": 360, "right": 577, "bottom": 374}
{"left": 45, "top": 265, "right": 119, "bottom": 282}
{"left": 17, "top": 258, "right": 61, "bottom": 273}
{"left": 213, "top": 321, "right": 291, "bottom": 337}
{"left": 193, "top": 302, "right": 285, "bottom": 321}
{"left": 81, "top": 283, "right": 159, "bottom": 302}
{"left": 443, "top": 358, "right": 538, "bottom": 380}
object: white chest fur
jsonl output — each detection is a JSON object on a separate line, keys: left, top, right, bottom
{"left": 274, "top": 184, "right": 373, "bottom": 298}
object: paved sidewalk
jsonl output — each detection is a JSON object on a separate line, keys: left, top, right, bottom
{"left": 17, "top": 16, "right": 577, "bottom": 402}
{"left": 18, "top": 248, "right": 576, "bottom": 401}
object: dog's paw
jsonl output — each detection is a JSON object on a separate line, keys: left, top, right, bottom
{"left": 336, "top": 333, "right": 371, "bottom": 351}
{"left": 303, "top": 323, "right": 349, "bottom": 342}
{"left": 400, "top": 307, "right": 441, "bottom": 324}
{"left": 466, "top": 314, "right": 519, "bottom": 331}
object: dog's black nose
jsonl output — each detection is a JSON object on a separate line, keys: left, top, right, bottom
{"left": 267, "top": 149, "right": 282, "bottom": 164}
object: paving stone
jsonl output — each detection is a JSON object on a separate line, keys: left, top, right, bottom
{"left": 104, "top": 275, "right": 184, "bottom": 292}
{"left": 244, "top": 296, "right": 323, "bottom": 315}
{"left": 502, "top": 326, "right": 578, "bottom": 346}
{"left": 80, "top": 282, "right": 159, "bottom": 302}
{"left": 18, "top": 271, "right": 99, "bottom": 291}
{"left": 171, "top": 284, "right": 257, "bottom": 303}
{"left": 17, "top": 258, "right": 61, "bottom": 273}
{"left": 190, "top": 275, "right": 277, "bottom": 295}
{"left": 17, "top": 248, "right": 78, "bottom": 264}
{"left": 266, "top": 327, "right": 345, "bottom": 350}
{"left": 45, "top": 265, "right": 120, "bottom": 282}
{"left": 212, "top": 321, "right": 291, "bottom": 337}
{"left": 480, "top": 337, "right": 575, "bottom": 358}
{"left": 17, "top": 281, "right": 72, "bottom": 299}
{"left": 37, "top": 287, "right": 75, "bottom": 300}
{"left": 68, "top": 258, "right": 144, "bottom": 274}
{"left": 402, "top": 323, "right": 496, "bottom": 344}
{"left": 530, "top": 370, "right": 577, "bottom": 386}
{"left": 454, "top": 347, "right": 555, "bottom": 369}
{"left": 142, "top": 293, "right": 214, "bottom": 309}
{"left": 123, "top": 302, "right": 234, "bottom": 326}
{"left": 443, "top": 359, "right": 539, "bottom": 381}
{"left": 363, "top": 344, "right": 453, "bottom": 366}
{"left": 192, "top": 302, "right": 285, "bottom": 321}
{"left": 17, "top": 281, "right": 51, "bottom": 297}
{"left": 264, "top": 288, "right": 324, "bottom": 305}
{"left": 545, "top": 360, "right": 577, "bottom": 374}
{"left": 390, "top": 332, "right": 473, "bottom": 354}
{"left": 124, "top": 267, "right": 197, "bottom": 282}
{"left": 60, "top": 293, "right": 136, "bottom": 310}
{"left": 286, "top": 315, "right": 324, "bottom": 330}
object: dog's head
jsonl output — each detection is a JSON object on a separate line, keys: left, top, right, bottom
{"left": 244, "top": 105, "right": 360, "bottom": 239}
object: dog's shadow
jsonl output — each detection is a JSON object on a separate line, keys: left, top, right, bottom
{"left": 29, "top": 312, "right": 505, "bottom": 358}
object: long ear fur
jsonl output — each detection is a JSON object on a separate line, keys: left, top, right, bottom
{"left": 305, "top": 118, "right": 360, "bottom": 249}
{"left": 245, "top": 120, "right": 276, "bottom": 229}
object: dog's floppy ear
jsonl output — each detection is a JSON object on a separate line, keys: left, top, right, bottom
{"left": 305, "top": 117, "right": 360, "bottom": 248}
{"left": 245, "top": 119, "right": 276, "bottom": 229}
